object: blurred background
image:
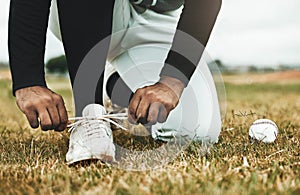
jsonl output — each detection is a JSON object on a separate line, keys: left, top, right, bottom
{"left": 0, "top": 0, "right": 300, "bottom": 75}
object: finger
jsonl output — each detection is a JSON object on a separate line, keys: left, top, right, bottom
{"left": 157, "top": 105, "right": 168, "bottom": 123}
{"left": 56, "top": 101, "right": 68, "bottom": 131}
{"left": 127, "top": 112, "right": 137, "bottom": 125}
{"left": 37, "top": 109, "right": 53, "bottom": 131}
{"left": 128, "top": 93, "right": 142, "bottom": 124}
{"left": 24, "top": 110, "right": 39, "bottom": 129}
{"left": 136, "top": 98, "right": 150, "bottom": 124}
{"left": 47, "top": 106, "right": 60, "bottom": 130}
{"left": 147, "top": 102, "right": 161, "bottom": 126}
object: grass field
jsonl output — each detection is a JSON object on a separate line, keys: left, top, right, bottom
{"left": 0, "top": 71, "right": 299, "bottom": 194}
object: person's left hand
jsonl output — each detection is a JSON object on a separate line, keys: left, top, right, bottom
{"left": 128, "top": 76, "right": 185, "bottom": 126}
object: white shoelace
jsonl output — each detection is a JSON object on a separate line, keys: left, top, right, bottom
{"left": 67, "top": 113, "right": 128, "bottom": 132}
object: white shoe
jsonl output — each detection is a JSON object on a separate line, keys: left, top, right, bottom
{"left": 66, "top": 104, "right": 115, "bottom": 165}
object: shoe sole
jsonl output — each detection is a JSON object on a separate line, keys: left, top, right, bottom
{"left": 66, "top": 139, "right": 115, "bottom": 165}
{"left": 67, "top": 154, "right": 115, "bottom": 166}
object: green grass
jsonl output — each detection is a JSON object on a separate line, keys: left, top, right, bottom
{"left": 0, "top": 76, "right": 299, "bottom": 194}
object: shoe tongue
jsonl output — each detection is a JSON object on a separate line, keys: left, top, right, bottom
{"left": 82, "top": 104, "right": 106, "bottom": 117}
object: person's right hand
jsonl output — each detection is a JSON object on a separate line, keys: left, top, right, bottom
{"left": 15, "top": 86, "right": 68, "bottom": 131}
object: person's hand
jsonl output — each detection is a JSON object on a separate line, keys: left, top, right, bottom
{"left": 128, "top": 76, "right": 185, "bottom": 126}
{"left": 15, "top": 86, "right": 68, "bottom": 131}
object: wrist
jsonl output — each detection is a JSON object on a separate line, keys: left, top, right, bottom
{"left": 159, "top": 76, "right": 185, "bottom": 97}
{"left": 13, "top": 80, "right": 47, "bottom": 97}
{"left": 15, "top": 86, "right": 49, "bottom": 97}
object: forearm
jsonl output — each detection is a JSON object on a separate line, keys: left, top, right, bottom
{"left": 8, "top": 0, "right": 52, "bottom": 94}
{"left": 160, "top": 0, "right": 222, "bottom": 86}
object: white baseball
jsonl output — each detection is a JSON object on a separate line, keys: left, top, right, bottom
{"left": 249, "top": 119, "right": 278, "bottom": 143}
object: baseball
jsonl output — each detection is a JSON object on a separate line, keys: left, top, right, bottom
{"left": 249, "top": 119, "right": 278, "bottom": 143}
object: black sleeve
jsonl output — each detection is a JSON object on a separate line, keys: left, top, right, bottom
{"left": 8, "top": 0, "right": 52, "bottom": 95}
{"left": 160, "top": 0, "right": 222, "bottom": 86}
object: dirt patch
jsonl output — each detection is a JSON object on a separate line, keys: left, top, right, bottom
{"left": 223, "top": 70, "right": 300, "bottom": 84}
